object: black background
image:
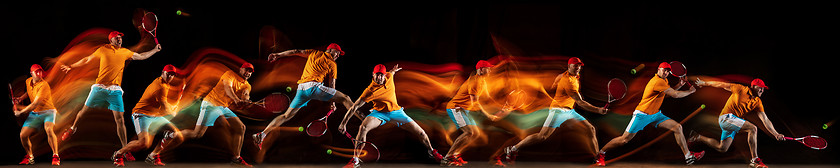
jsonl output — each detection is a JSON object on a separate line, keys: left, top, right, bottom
{"left": 2, "top": 1, "right": 837, "bottom": 165}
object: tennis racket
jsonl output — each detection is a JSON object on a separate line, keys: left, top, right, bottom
{"left": 8, "top": 83, "right": 16, "bottom": 111}
{"left": 669, "top": 61, "right": 691, "bottom": 87}
{"left": 141, "top": 12, "right": 159, "bottom": 44}
{"left": 784, "top": 135, "right": 827, "bottom": 150}
{"left": 305, "top": 108, "right": 336, "bottom": 137}
{"left": 259, "top": 92, "right": 290, "bottom": 113}
{"left": 344, "top": 131, "right": 380, "bottom": 162}
{"left": 604, "top": 78, "right": 627, "bottom": 109}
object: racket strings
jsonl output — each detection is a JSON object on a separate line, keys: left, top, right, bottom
{"left": 804, "top": 138, "right": 827, "bottom": 148}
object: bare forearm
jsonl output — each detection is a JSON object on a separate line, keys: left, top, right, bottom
{"left": 758, "top": 112, "right": 780, "bottom": 135}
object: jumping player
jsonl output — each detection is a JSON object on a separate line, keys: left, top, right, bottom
{"left": 690, "top": 78, "right": 784, "bottom": 168}
{"left": 337, "top": 64, "right": 445, "bottom": 168}
{"left": 497, "top": 57, "right": 608, "bottom": 166}
{"left": 253, "top": 43, "right": 355, "bottom": 149}
{"left": 155, "top": 63, "right": 257, "bottom": 166}
{"left": 60, "top": 31, "right": 162, "bottom": 162}
{"left": 597, "top": 62, "right": 705, "bottom": 165}
{"left": 110, "top": 65, "right": 185, "bottom": 166}
{"left": 14, "top": 64, "right": 61, "bottom": 165}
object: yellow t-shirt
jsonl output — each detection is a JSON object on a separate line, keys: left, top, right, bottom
{"left": 635, "top": 76, "right": 670, "bottom": 114}
{"left": 297, "top": 49, "right": 338, "bottom": 84}
{"left": 446, "top": 74, "right": 486, "bottom": 111}
{"left": 25, "top": 77, "right": 57, "bottom": 112}
{"left": 550, "top": 71, "right": 580, "bottom": 109}
{"left": 358, "top": 73, "right": 401, "bottom": 112}
{"left": 720, "top": 84, "right": 764, "bottom": 117}
{"left": 133, "top": 78, "right": 179, "bottom": 117}
{"left": 93, "top": 44, "right": 135, "bottom": 86}
{"left": 205, "top": 71, "right": 251, "bottom": 107}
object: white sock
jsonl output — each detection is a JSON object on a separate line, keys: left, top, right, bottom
{"left": 685, "top": 153, "right": 692, "bottom": 159}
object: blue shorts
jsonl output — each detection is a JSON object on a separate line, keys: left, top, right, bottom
{"left": 197, "top": 100, "right": 238, "bottom": 126}
{"left": 22, "top": 109, "right": 56, "bottom": 128}
{"left": 718, "top": 113, "right": 745, "bottom": 141}
{"left": 624, "top": 110, "right": 672, "bottom": 133}
{"left": 367, "top": 108, "right": 414, "bottom": 127}
{"left": 447, "top": 108, "right": 477, "bottom": 129}
{"left": 131, "top": 113, "right": 171, "bottom": 134}
{"left": 289, "top": 82, "right": 337, "bottom": 109}
{"left": 84, "top": 84, "right": 125, "bottom": 112}
{"left": 543, "top": 108, "right": 586, "bottom": 128}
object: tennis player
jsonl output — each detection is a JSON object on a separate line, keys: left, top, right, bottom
{"left": 14, "top": 64, "right": 61, "bottom": 165}
{"left": 690, "top": 78, "right": 784, "bottom": 168}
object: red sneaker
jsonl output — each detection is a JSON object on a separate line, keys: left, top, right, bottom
{"left": 750, "top": 158, "right": 768, "bottom": 168}
{"left": 145, "top": 154, "right": 165, "bottom": 166}
{"left": 61, "top": 127, "right": 76, "bottom": 141}
{"left": 454, "top": 154, "right": 468, "bottom": 165}
{"left": 594, "top": 153, "right": 606, "bottom": 166}
{"left": 19, "top": 155, "right": 34, "bottom": 165}
{"left": 124, "top": 152, "right": 135, "bottom": 161}
{"left": 252, "top": 132, "right": 266, "bottom": 150}
{"left": 685, "top": 151, "right": 705, "bottom": 165}
{"left": 503, "top": 146, "right": 518, "bottom": 165}
{"left": 52, "top": 154, "right": 61, "bottom": 166}
{"left": 428, "top": 149, "right": 444, "bottom": 162}
{"left": 342, "top": 157, "right": 360, "bottom": 168}
{"left": 442, "top": 155, "right": 463, "bottom": 167}
{"left": 114, "top": 157, "right": 126, "bottom": 167}
{"left": 231, "top": 156, "right": 252, "bottom": 167}
{"left": 493, "top": 155, "right": 506, "bottom": 167}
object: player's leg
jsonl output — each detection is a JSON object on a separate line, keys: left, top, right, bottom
{"left": 657, "top": 119, "right": 689, "bottom": 155}
{"left": 19, "top": 126, "right": 36, "bottom": 163}
{"left": 345, "top": 116, "right": 383, "bottom": 168}
{"left": 225, "top": 117, "right": 247, "bottom": 159}
{"left": 112, "top": 110, "right": 128, "bottom": 147}
{"left": 741, "top": 121, "right": 759, "bottom": 160}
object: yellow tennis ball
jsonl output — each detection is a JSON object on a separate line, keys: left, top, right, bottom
{"left": 298, "top": 126, "right": 304, "bottom": 132}
{"left": 326, "top": 149, "right": 333, "bottom": 155}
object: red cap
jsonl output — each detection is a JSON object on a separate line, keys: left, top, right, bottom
{"left": 241, "top": 63, "right": 254, "bottom": 71}
{"left": 30, "top": 64, "right": 43, "bottom": 72}
{"left": 476, "top": 60, "right": 494, "bottom": 69}
{"left": 568, "top": 57, "right": 584, "bottom": 66}
{"left": 326, "top": 43, "right": 345, "bottom": 55}
{"left": 373, "top": 64, "right": 387, "bottom": 74}
{"left": 108, "top": 31, "right": 124, "bottom": 40}
{"left": 751, "top": 78, "right": 768, "bottom": 89}
{"left": 658, "top": 62, "right": 671, "bottom": 69}
{"left": 162, "top": 64, "right": 179, "bottom": 74}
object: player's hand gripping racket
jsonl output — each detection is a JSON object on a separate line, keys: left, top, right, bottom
{"left": 784, "top": 135, "right": 827, "bottom": 150}
{"left": 604, "top": 78, "right": 627, "bottom": 109}
{"left": 141, "top": 12, "right": 159, "bottom": 44}
{"left": 669, "top": 61, "right": 691, "bottom": 87}
{"left": 343, "top": 131, "right": 380, "bottom": 162}
{"left": 258, "top": 92, "right": 290, "bottom": 113}
{"left": 305, "top": 108, "right": 336, "bottom": 137}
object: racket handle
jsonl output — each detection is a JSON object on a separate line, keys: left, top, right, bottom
{"left": 325, "top": 109, "right": 335, "bottom": 118}
{"left": 344, "top": 131, "right": 354, "bottom": 139}
{"left": 603, "top": 103, "right": 610, "bottom": 109}
{"left": 783, "top": 137, "right": 794, "bottom": 141}
{"left": 154, "top": 37, "right": 159, "bottom": 44}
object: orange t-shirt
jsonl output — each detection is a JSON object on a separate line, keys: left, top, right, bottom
{"left": 205, "top": 71, "right": 252, "bottom": 107}
{"left": 446, "top": 74, "right": 487, "bottom": 111}
{"left": 358, "top": 73, "right": 401, "bottom": 112}
{"left": 93, "top": 44, "right": 135, "bottom": 86}
{"left": 133, "top": 78, "right": 180, "bottom": 117}
{"left": 635, "top": 76, "right": 670, "bottom": 114}
{"left": 719, "top": 84, "right": 764, "bottom": 117}
{"left": 550, "top": 71, "right": 580, "bottom": 109}
{"left": 25, "top": 77, "right": 56, "bottom": 112}
{"left": 297, "top": 49, "right": 338, "bottom": 84}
